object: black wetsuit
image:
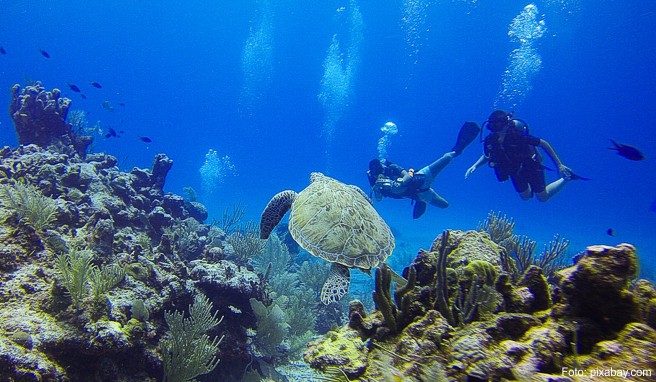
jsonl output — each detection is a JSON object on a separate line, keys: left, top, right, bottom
{"left": 369, "top": 161, "right": 422, "bottom": 199}
{"left": 484, "top": 128, "right": 546, "bottom": 193}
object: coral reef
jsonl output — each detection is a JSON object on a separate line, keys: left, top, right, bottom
{"left": 0, "top": 134, "right": 266, "bottom": 379}
{"left": 3, "top": 82, "right": 654, "bottom": 381}
{"left": 10, "top": 82, "right": 92, "bottom": 158}
{"left": 305, "top": 231, "right": 656, "bottom": 381}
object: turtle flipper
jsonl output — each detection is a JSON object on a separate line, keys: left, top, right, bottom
{"left": 321, "top": 263, "right": 350, "bottom": 305}
{"left": 260, "top": 190, "right": 296, "bottom": 239}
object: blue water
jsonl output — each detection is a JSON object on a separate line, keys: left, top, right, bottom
{"left": 1, "top": 0, "right": 655, "bottom": 276}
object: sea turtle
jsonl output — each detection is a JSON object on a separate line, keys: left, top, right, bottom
{"left": 260, "top": 172, "right": 395, "bottom": 304}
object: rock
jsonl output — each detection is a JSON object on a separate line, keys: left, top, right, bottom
{"left": 555, "top": 243, "right": 640, "bottom": 332}
{"left": 9, "top": 82, "right": 92, "bottom": 157}
{"left": 304, "top": 327, "right": 369, "bottom": 378}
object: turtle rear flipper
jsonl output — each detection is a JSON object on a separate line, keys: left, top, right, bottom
{"left": 321, "top": 263, "right": 350, "bottom": 305}
{"left": 260, "top": 190, "right": 296, "bottom": 239}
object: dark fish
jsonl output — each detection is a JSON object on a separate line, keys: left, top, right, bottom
{"left": 0, "top": 47, "right": 6, "bottom": 54}
{"left": 119, "top": 103, "right": 126, "bottom": 107}
{"left": 138, "top": 136, "right": 152, "bottom": 143}
{"left": 609, "top": 140, "right": 645, "bottom": 161}
{"left": 90, "top": 81, "right": 102, "bottom": 88}
{"left": 67, "top": 83, "right": 81, "bottom": 93}
{"left": 39, "top": 49, "right": 50, "bottom": 58}
{"left": 105, "top": 127, "right": 122, "bottom": 139}
{"left": 606, "top": 228, "right": 614, "bottom": 236}
{"left": 80, "top": 94, "right": 87, "bottom": 99}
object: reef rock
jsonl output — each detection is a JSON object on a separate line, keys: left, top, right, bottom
{"left": 304, "top": 326, "right": 369, "bottom": 378}
{"left": 555, "top": 243, "right": 641, "bottom": 333}
{"left": 9, "top": 82, "right": 92, "bottom": 158}
{"left": 578, "top": 323, "right": 656, "bottom": 382}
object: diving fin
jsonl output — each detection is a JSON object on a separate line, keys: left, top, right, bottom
{"left": 413, "top": 201, "right": 427, "bottom": 219}
{"left": 569, "top": 171, "right": 591, "bottom": 181}
{"left": 452, "top": 121, "right": 481, "bottom": 156}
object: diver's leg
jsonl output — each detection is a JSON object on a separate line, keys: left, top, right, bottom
{"left": 419, "top": 189, "right": 449, "bottom": 208}
{"left": 537, "top": 178, "right": 569, "bottom": 202}
{"left": 417, "top": 151, "right": 456, "bottom": 183}
{"left": 519, "top": 187, "right": 533, "bottom": 200}
{"left": 512, "top": 172, "right": 533, "bottom": 200}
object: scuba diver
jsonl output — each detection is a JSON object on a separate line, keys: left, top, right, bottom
{"left": 367, "top": 122, "right": 480, "bottom": 219}
{"left": 465, "top": 110, "right": 586, "bottom": 202}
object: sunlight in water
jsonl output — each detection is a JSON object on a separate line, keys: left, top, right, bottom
{"left": 239, "top": 0, "right": 274, "bottom": 116}
{"left": 495, "top": 4, "right": 546, "bottom": 110}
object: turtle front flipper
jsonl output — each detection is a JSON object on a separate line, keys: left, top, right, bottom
{"left": 260, "top": 190, "right": 297, "bottom": 239}
{"left": 321, "top": 263, "right": 350, "bottom": 305}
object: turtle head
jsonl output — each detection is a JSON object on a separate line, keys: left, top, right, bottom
{"left": 260, "top": 190, "right": 297, "bottom": 239}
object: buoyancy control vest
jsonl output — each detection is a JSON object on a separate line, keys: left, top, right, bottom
{"left": 483, "top": 120, "right": 541, "bottom": 181}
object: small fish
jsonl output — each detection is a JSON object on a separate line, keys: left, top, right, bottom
{"left": 39, "top": 49, "right": 50, "bottom": 58}
{"left": 67, "top": 83, "right": 81, "bottom": 93}
{"left": 89, "top": 81, "right": 102, "bottom": 88}
{"left": 138, "top": 136, "right": 152, "bottom": 143}
{"left": 101, "top": 100, "right": 114, "bottom": 112}
{"left": 80, "top": 94, "right": 87, "bottom": 99}
{"left": 609, "top": 140, "right": 645, "bottom": 161}
{"left": 107, "top": 127, "right": 118, "bottom": 137}
{"left": 606, "top": 228, "right": 615, "bottom": 236}
{"left": 119, "top": 102, "right": 126, "bottom": 107}
{"left": 0, "top": 47, "right": 6, "bottom": 54}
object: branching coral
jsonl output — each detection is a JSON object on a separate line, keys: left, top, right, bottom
{"left": 227, "top": 221, "right": 266, "bottom": 265}
{"left": 513, "top": 233, "right": 569, "bottom": 279}
{"left": 89, "top": 264, "right": 125, "bottom": 300}
{"left": 216, "top": 201, "right": 245, "bottom": 235}
{"left": 55, "top": 249, "right": 126, "bottom": 307}
{"left": 162, "top": 293, "right": 224, "bottom": 382}
{"left": 55, "top": 249, "right": 94, "bottom": 307}
{"left": 0, "top": 181, "right": 57, "bottom": 232}
{"left": 479, "top": 210, "right": 516, "bottom": 250}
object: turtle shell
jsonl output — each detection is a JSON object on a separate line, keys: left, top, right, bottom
{"left": 288, "top": 172, "right": 395, "bottom": 270}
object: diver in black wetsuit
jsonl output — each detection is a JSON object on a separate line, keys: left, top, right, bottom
{"left": 465, "top": 110, "right": 584, "bottom": 202}
{"left": 367, "top": 122, "right": 480, "bottom": 219}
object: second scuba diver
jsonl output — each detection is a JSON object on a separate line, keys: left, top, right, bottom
{"left": 465, "top": 110, "right": 587, "bottom": 201}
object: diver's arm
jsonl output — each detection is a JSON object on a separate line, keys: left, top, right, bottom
{"left": 538, "top": 139, "right": 572, "bottom": 177}
{"left": 465, "top": 155, "right": 488, "bottom": 178}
